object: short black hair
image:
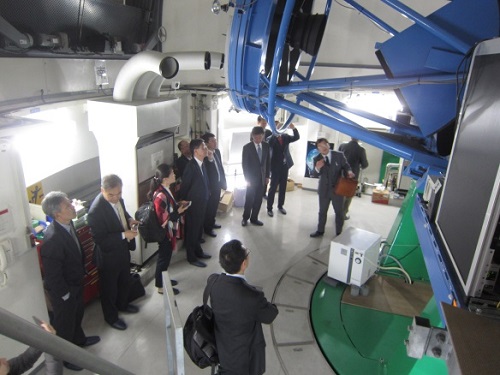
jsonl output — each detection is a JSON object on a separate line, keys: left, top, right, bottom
{"left": 201, "top": 132, "right": 215, "bottom": 144}
{"left": 251, "top": 126, "right": 265, "bottom": 136}
{"left": 257, "top": 115, "right": 265, "bottom": 123}
{"left": 316, "top": 138, "right": 329, "bottom": 147}
{"left": 190, "top": 138, "right": 205, "bottom": 156}
{"left": 219, "top": 240, "right": 247, "bottom": 274}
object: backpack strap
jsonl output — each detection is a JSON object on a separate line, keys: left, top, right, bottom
{"left": 203, "top": 274, "right": 219, "bottom": 306}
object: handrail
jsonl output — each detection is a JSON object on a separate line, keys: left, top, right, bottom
{"left": 0, "top": 306, "right": 134, "bottom": 375}
{"left": 162, "top": 271, "right": 185, "bottom": 375}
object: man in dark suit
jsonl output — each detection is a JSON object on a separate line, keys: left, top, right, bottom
{"left": 339, "top": 137, "right": 369, "bottom": 219}
{"left": 256, "top": 116, "right": 272, "bottom": 198}
{"left": 310, "top": 138, "right": 355, "bottom": 238}
{"left": 266, "top": 122, "right": 300, "bottom": 217}
{"left": 87, "top": 174, "right": 140, "bottom": 331}
{"left": 241, "top": 126, "right": 270, "bottom": 226}
{"left": 201, "top": 132, "right": 227, "bottom": 237}
{"left": 178, "top": 139, "right": 212, "bottom": 267}
{"left": 41, "top": 191, "right": 100, "bottom": 371}
{"left": 175, "top": 139, "right": 192, "bottom": 179}
{"left": 207, "top": 240, "right": 278, "bottom": 375}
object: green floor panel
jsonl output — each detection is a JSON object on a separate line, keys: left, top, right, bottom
{"left": 311, "top": 279, "right": 447, "bottom": 375}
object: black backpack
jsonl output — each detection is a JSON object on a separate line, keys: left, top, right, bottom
{"left": 134, "top": 193, "right": 166, "bottom": 245}
{"left": 184, "top": 274, "right": 219, "bottom": 374}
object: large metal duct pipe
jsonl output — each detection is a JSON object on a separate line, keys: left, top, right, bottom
{"left": 113, "top": 51, "right": 218, "bottom": 102}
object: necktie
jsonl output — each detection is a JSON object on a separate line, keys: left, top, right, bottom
{"left": 278, "top": 136, "right": 284, "bottom": 146}
{"left": 325, "top": 156, "right": 330, "bottom": 166}
{"left": 69, "top": 226, "right": 81, "bottom": 254}
{"left": 213, "top": 152, "right": 221, "bottom": 182}
{"left": 257, "top": 144, "right": 262, "bottom": 162}
{"left": 116, "top": 203, "right": 128, "bottom": 230}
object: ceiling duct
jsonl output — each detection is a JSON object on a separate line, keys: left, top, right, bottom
{"left": 113, "top": 51, "right": 222, "bottom": 102}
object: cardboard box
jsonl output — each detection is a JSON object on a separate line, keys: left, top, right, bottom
{"left": 218, "top": 191, "right": 234, "bottom": 212}
{"left": 372, "top": 190, "right": 390, "bottom": 204}
{"left": 286, "top": 179, "right": 295, "bottom": 192}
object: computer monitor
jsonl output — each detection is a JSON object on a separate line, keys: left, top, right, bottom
{"left": 435, "top": 38, "right": 500, "bottom": 298}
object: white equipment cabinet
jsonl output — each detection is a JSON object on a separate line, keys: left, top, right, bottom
{"left": 328, "top": 227, "right": 381, "bottom": 287}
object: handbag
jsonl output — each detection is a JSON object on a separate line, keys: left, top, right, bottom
{"left": 128, "top": 272, "right": 146, "bottom": 302}
{"left": 334, "top": 177, "right": 358, "bottom": 197}
{"left": 183, "top": 274, "right": 219, "bottom": 374}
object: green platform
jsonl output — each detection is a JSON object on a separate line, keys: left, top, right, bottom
{"left": 311, "top": 278, "right": 447, "bottom": 375}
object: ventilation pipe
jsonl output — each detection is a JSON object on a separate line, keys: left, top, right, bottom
{"left": 113, "top": 51, "right": 222, "bottom": 102}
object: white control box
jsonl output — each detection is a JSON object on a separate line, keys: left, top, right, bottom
{"left": 328, "top": 227, "right": 381, "bottom": 287}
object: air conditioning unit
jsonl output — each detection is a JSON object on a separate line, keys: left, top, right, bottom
{"left": 328, "top": 227, "right": 381, "bottom": 287}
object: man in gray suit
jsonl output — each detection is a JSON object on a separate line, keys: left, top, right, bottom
{"left": 339, "top": 138, "right": 369, "bottom": 219}
{"left": 207, "top": 240, "right": 278, "bottom": 375}
{"left": 310, "top": 138, "right": 354, "bottom": 238}
{"left": 241, "top": 126, "right": 270, "bottom": 226}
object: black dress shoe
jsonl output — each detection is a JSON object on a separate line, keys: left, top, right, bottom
{"left": 267, "top": 210, "right": 274, "bottom": 217}
{"left": 189, "top": 260, "right": 207, "bottom": 268}
{"left": 278, "top": 207, "right": 287, "bottom": 215}
{"left": 213, "top": 223, "right": 222, "bottom": 229}
{"left": 171, "top": 279, "right": 178, "bottom": 286}
{"left": 198, "top": 252, "right": 212, "bottom": 259}
{"left": 109, "top": 319, "right": 127, "bottom": 330}
{"left": 199, "top": 238, "right": 206, "bottom": 243}
{"left": 120, "top": 304, "right": 139, "bottom": 314}
{"left": 173, "top": 288, "right": 180, "bottom": 295}
{"left": 205, "top": 230, "right": 217, "bottom": 238}
{"left": 310, "top": 231, "right": 324, "bottom": 238}
{"left": 63, "top": 361, "right": 83, "bottom": 371}
{"left": 241, "top": 219, "right": 248, "bottom": 226}
{"left": 250, "top": 219, "right": 264, "bottom": 226}
{"left": 81, "top": 335, "right": 101, "bottom": 347}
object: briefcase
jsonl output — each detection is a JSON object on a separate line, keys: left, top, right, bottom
{"left": 334, "top": 177, "right": 358, "bottom": 197}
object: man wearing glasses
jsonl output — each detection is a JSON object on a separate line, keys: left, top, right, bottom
{"left": 206, "top": 240, "right": 278, "bottom": 375}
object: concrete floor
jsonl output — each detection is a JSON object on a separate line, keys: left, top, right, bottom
{"left": 74, "top": 187, "right": 400, "bottom": 374}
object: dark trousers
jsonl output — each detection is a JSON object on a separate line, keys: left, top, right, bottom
{"left": 243, "top": 181, "right": 264, "bottom": 221}
{"left": 184, "top": 201, "right": 207, "bottom": 262}
{"left": 99, "top": 256, "right": 130, "bottom": 324}
{"left": 317, "top": 193, "right": 345, "bottom": 235}
{"left": 50, "top": 285, "right": 86, "bottom": 346}
{"left": 155, "top": 237, "right": 173, "bottom": 288}
{"left": 267, "top": 164, "right": 288, "bottom": 211}
{"left": 204, "top": 188, "right": 220, "bottom": 232}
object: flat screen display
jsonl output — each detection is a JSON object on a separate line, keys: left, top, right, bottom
{"left": 436, "top": 44, "right": 500, "bottom": 296}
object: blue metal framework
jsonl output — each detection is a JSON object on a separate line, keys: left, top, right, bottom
{"left": 226, "top": 0, "right": 500, "bottom": 178}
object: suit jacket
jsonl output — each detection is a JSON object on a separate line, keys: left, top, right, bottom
{"left": 339, "top": 140, "right": 368, "bottom": 178}
{"left": 204, "top": 151, "right": 227, "bottom": 194}
{"left": 312, "top": 151, "right": 352, "bottom": 198}
{"left": 41, "top": 221, "right": 85, "bottom": 300}
{"left": 208, "top": 274, "right": 278, "bottom": 375}
{"left": 242, "top": 142, "right": 270, "bottom": 186}
{"left": 268, "top": 128, "right": 300, "bottom": 170}
{"left": 175, "top": 155, "right": 191, "bottom": 179}
{"left": 213, "top": 148, "right": 227, "bottom": 190}
{"left": 178, "top": 158, "right": 209, "bottom": 205}
{"left": 87, "top": 194, "right": 135, "bottom": 265}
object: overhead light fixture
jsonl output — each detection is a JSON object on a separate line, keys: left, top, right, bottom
{"left": 211, "top": 0, "right": 234, "bottom": 15}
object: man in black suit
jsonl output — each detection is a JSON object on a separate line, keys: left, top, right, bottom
{"left": 207, "top": 240, "right": 278, "bottom": 375}
{"left": 241, "top": 126, "right": 270, "bottom": 226}
{"left": 201, "top": 132, "right": 227, "bottom": 238}
{"left": 178, "top": 139, "right": 212, "bottom": 267}
{"left": 310, "top": 138, "right": 355, "bottom": 238}
{"left": 175, "top": 139, "right": 192, "bottom": 179}
{"left": 339, "top": 138, "right": 369, "bottom": 219}
{"left": 256, "top": 115, "right": 272, "bottom": 198}
{"left": 266, "top": 122, "right": 300, "bottom": 217}
{"left": 87, "top": 174, "right": 140, "bottom": 331}
{"left": 41, "top": 191, "right": 100, "bottom": 371}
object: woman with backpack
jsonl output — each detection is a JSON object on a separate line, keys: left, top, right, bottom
{"left": 148, "top": 163, "right": 190, "bottom": 295}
